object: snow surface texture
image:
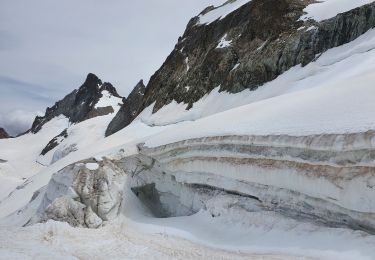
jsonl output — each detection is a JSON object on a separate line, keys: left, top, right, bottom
{"left": 300, "top": 0, "right": 375, "bottom": 21}
{"left": 2, "top": 10, "right": 375, "bottom": 260}
{"left": 4, "top": 156, "right": 375, "bottom": 259}
{"left": 197, "top": 0, "right": 252, "bottom": 25}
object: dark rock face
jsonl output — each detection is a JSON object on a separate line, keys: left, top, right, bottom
{"left": 40, "top": 129, "right": 68, "bottom": 156}
{"left": 30, "top": 73, "right": 122, "bottom": 133}
{"left": 139, "top": 0, "right": 375, "bottom": 113}
{"left": 105, "top": 80, "right": 145, "bottom": 136}
{"left": 0, "top": 128, "right": 10, "bottom": 139}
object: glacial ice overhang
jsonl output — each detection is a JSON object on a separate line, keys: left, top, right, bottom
{"left": 26, "top": 131, "right": 375, "bottom": 234}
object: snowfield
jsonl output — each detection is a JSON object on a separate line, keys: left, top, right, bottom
{"left": 1, "top": 2, "right": 375, "bottom": 259}
{"left": 0, "top": 116, "right": 69, "bottom": 200}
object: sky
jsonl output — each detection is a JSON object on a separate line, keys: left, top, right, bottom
{"left": 0, "top": 0, "right": 224, "bottom": 135}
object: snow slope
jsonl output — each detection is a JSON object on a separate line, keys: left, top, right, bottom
{"left": 301, "top": 0, "right": 375, "bottom": 21}
{"left": 3, "top": 11, "right": 375, "bottom": 226}
{"left": 0, "top": 119, "right": 168, "bottom": 220}
{"left": 198, "top": 0, "right": 252, "bottom": 25}
{"left": 198, "top": 0, "right": 374, "bottom": 25}
{"left": 1, "top": 4, "right": 375, "bottom": 260}
{"left": 143, "top": 27, "right": 375, "bottom": 147}
{"left": 0, "top": 116, "right": 69, "bottom": 200}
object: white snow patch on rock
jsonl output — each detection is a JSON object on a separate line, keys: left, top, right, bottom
{"left": 231, "top": 63, "right": 240, "bottom": 71}
{"left": 85, "top": 162, "right": 99, "bottom": 170}
{"left": 216, "top": 34, "right": 232, "bottom": 48}
{"left": 95, "top": 90, "right": 122, "bottom": 109}
{"left": 185, "top": 57, "right": 190, "bottom": 72}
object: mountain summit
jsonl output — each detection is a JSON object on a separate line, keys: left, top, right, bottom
{"left": 30, "top": 73, "right": 123, "bottom": 133}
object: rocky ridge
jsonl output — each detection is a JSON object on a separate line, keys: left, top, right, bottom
{"left": 106, "top": 0, "right": 375, "bottom": 135}
{"left": 105, "top": 80, "right": 146, "bottom": 136}
{"left": 30, "top": 73, "right": 122, "bottom": 133}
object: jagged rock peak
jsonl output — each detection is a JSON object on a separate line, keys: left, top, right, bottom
{"left": 0, "top": 127, "right": 10, "bottom": 139}
{"left": 105, "top": 80, "right": 146, "bottom": 137}
{"left": 30, "top": 73, "right": 123, "bottom": 133}
{"left": 131, "top": 80, "right": 146, "bottom": 98}
{"left": 85, "top": 73, "right": 101, "bottom": 85}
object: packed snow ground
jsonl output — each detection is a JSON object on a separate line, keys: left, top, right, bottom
{"left": 2, "top": 10, "right": 375, "bottom": 260}
{"left": 1, "top": 179, "right": 375, "bottom": 260}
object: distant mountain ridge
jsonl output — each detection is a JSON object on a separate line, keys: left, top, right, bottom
{"left": 24, "top": 1, "right": 375, "bottom": 137}
{"left": 30, "top": 73, "right": 122, "bottom": 133}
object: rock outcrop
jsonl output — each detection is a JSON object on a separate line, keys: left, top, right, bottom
{"left": 40, "top": 129, "right": 68, "bottom": 156}
{"left": 0, "top": 128, "right": 10, "bottom": 139}
{"left": 30, "top": 73, "right": 122, "bottom": 133}
{"left": 105, "top": 80, "right": 145, "bottom": 136}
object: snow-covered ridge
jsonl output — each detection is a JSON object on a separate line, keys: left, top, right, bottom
{"left": 197, "top": 0, "right": 375, "bottom": 26}
{"left": 197, "top": 0, "right": 252, "bottom": 25}
{"left": 301, "top": 0, "right": 375, "bottom": 21}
